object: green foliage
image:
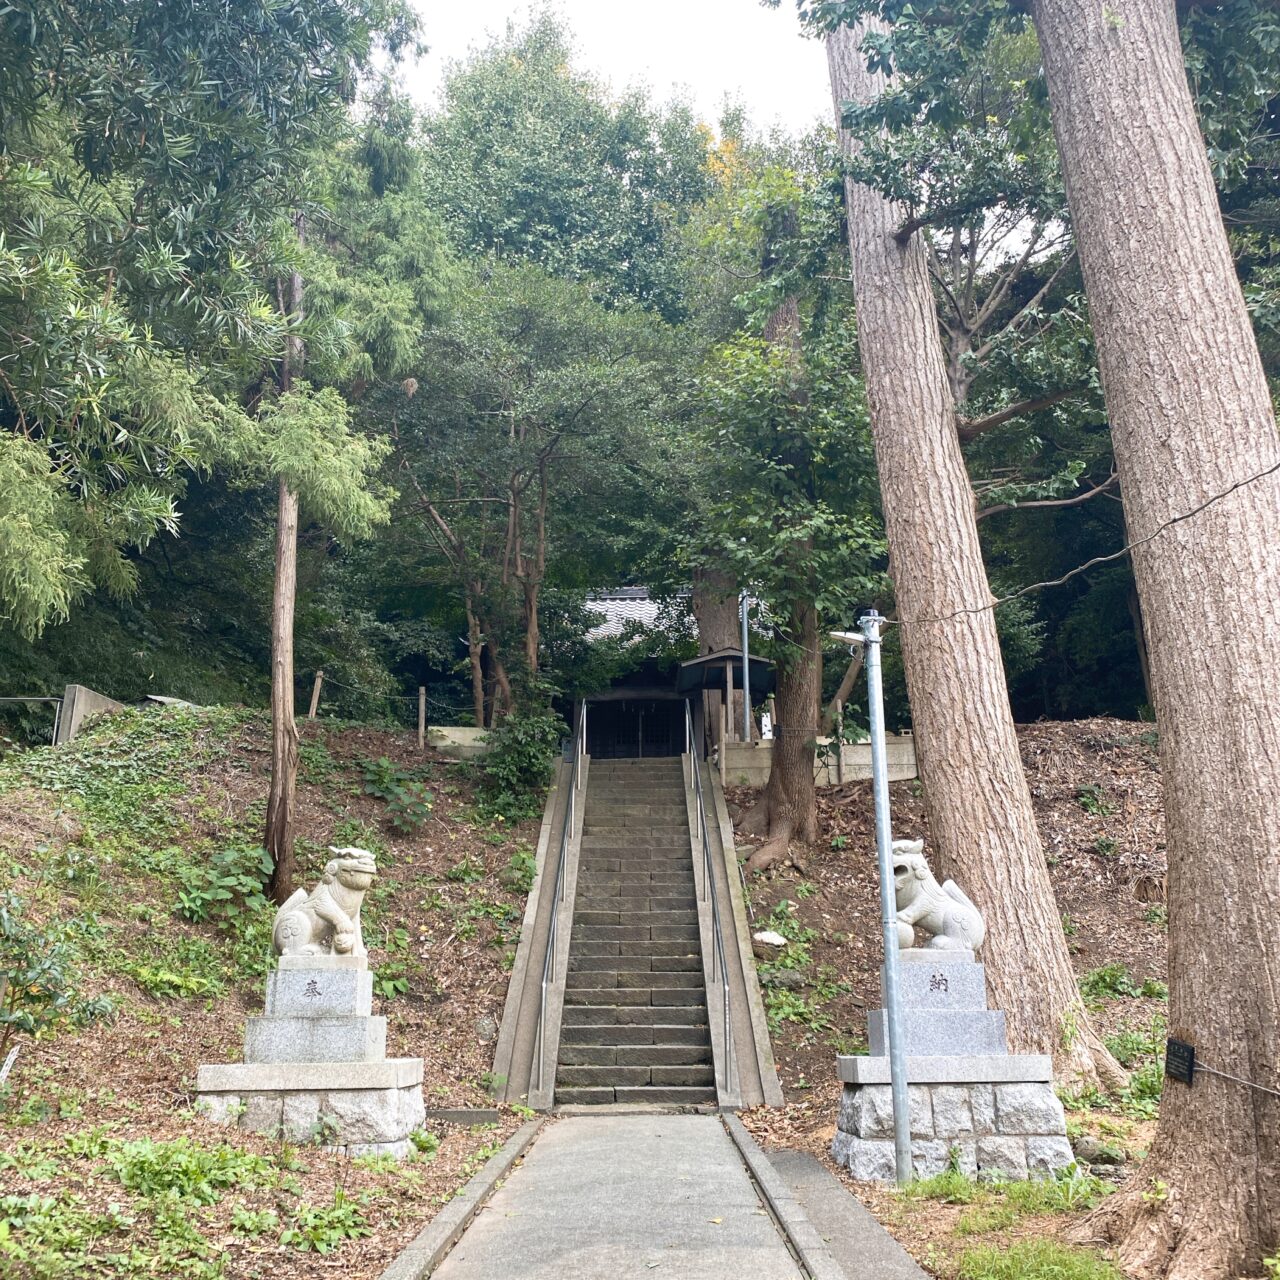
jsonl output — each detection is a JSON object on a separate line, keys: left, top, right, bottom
{"left": 905, "top": 1168, "right": 984, "bottom": 1205}
{"left": 279, "top": 1190, "right": 370, "bottom": 1253}
{"left": 0, "top": 0, "right": 417, "bottom": 637}
{"left": 1075, "top": 786, "right": 1113, "bottom": 817}
{"left": 763, "top": 987, "right": 834, "bottom": 1034}
{"left": 500, "top": 847, "right": 538, "bottom": 895}
{"left": 0, "top": 1193, "right": 139, "bottom": 1278}
{"left": 423, "top": 12, "right": 710, "bottom": 321}
{"left": 248, "top": 384, "right": 393, "bottom": 539}
{"left": 360, "top": 757, "right": 434, "bottom": 833}
{"left": 957, "top": 1240, "right": 1122, "bottom": 1280}
{"left": 372, "top": 926, "right": 411, "bottom": 999}
{"left": 0, "top": 893, "right": 113, "bottom": 1059}
{"left": 1079, "top": 964, "right": 1140, "bottom": 1001}
{"left": 478, "top": 710, "right": 564, "bottom": 821}
{"left": 0, "top": 705, "right": 244, "bottom": 843}
{"left": 1104, "top": 1017, "right": 1168, "bottom": 1070}
{"left": 445, "top": 856, "right": 485, "bottom": 885}
{"left": 1116, "top": 1060, "right": 1164, "bottom": 1120}
{"left": 176, "top": 846, "right": 272, "bottom": 925}
{"left": 409, "top": 1129, "right": 441, "bottom": 1157}
{"left": 103, "top": 1138, "right": 274, "bottom": 1205}
{"left": 297, "top": 739, "right": 338, "bottom": 785}
{"left": 230, "top": 1205, "right": 280, "bottom": 1236}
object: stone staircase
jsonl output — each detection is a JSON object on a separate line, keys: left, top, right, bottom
{"left": 556, "top": 758, "right": 715, "bottom": 1106}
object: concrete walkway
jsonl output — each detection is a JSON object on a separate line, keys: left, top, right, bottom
{"left": 433, "top": 1114, "right": 805, "bottom": 1279}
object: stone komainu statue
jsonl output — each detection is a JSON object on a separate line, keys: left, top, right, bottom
{"left": 892, "top": 838, "right": 985, "bottom": 952}
{"left": 272, "top": 847, "right": 377, "bottom": 957}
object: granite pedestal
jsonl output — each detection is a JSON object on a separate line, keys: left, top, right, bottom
{"left": 832, "top": 951, "right": 1072, "bottom": 1183}
{"left": 196, "top": 955, "right": 425, "bottom": 1157}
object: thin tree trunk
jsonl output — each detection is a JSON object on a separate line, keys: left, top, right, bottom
{"left": 741, "top": 603, "right": 820, "bottom": 873}
{"left": 822, "top": 650, "right": 864, "bottom": 735}
{"left": 738, "top": 294, "right": 819, "bottom": 867}
{"left": 465, "top": 596, "right": 486, "bottom": 728}
{"left": 523, "top": 580, "right": 540, "bottom": 676}
{"left": 266, "top": 475, "right": 301, "bottom": 903}
{"left": 265, "top": 229, "right": 305, "bottom": 905}
{"left": 489, "top": 647, "right": 513, "bottom": 725}
{"left": 1033, "top": 1, "right": 1280, "bottom": 1273}
{"left": 827, "top": 22, "right": 1122, "bottom": 1090}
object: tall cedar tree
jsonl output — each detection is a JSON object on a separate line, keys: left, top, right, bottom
{"left": 1032, "top": 0, "right": 1280, "bottom": 1273}
{"left": 827, "top": 19, "right": 1123, "bottom": 1089}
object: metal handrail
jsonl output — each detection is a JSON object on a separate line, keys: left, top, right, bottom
{"left": 685, "top": 702, "right": 735, "bottom": 1097}
{"left": 534, "top": 701, "right": 587, "bottom": 1093}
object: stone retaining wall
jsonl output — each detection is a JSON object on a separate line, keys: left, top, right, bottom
{"left": 833, "top": 1080, "right": 1073, "bottom": 1182}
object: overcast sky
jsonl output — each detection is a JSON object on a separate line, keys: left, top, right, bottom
{"left": 402, "top": 2, "right": 832, "bottom": 135}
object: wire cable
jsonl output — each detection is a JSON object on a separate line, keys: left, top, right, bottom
{"left": 889, "top": 457, "right": 1280, "bottom": 629}
{"left": 1194, "top": 1060, "right": 1280, "bottom": 1100}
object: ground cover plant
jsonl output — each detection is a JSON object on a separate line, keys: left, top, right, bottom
{"left": 0, "top": 705, "right": 541, "bottom": 1277}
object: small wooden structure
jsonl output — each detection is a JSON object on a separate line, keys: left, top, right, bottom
{"left": 675, "top": 649, "right": 775, "bottom": 782}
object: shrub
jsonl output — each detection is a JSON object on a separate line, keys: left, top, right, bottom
{"left": 499, "top": 846, "right": 537, "bottom": 894}
{"left": 478, "top": 710, "right": 564, "bottom": 821}
{"left": 360, "top": 757, "right": 434, "bottom": 833}
{"left": 176, "top": 846, "right": 272, "bottom": 925}
{"left": 0, "top": 893, "right": 113, "bottom": 1059}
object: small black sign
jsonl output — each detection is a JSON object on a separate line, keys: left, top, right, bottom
{"left": 1165, "top": 1038, "right": 1196, "bottom": 1085}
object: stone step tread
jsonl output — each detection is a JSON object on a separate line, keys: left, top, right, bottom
{"left": 571, "top": 940, "right": 701, "bottom": 957}
{"left": 561, "top": 1006, "right": 709, "bottom": 1029}
{"left": 573, "top": 911, "right": 700, "bottom": 927}
{"left": 555, "top": 1064, "right": 716, "bottom": 1087}
{"left": 564, "top": 987, "right": 708, "bottom": 1007}
{"left": 575, "top": 871, "right": 695, "bottom": 883}
{"left": 565, "top": 969, "right": 705, "bottom": 989}
{"left": 567, "top": 954, "right": 702, "bottom": 973}
{"left": 572, "top": 925, "right": 699, "bottom": 942}
{"left": 583, "top": 824, "right": 689, "bottom": 833}
{"left": 559, "top": 1021, "right": 710, "bottom": 1042}
{"left": 557, "top": 1044, "right": 713, "bottom": 1067}
{"left": 575, "top": 897, "right": 698, "bottom": 913}
{"left": 553, "top": 1085, "right": 717, "bottom": 1106}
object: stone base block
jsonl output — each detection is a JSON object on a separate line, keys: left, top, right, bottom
{"left": 243, "top": 1014, "right": 385, "bottom": 1063}
{"left": 195, "top": 1057, "right": 425, "bottom": 1158}
{"left": 889, "top": 956, "right": 989, "bottom": 1009}
{"left": 832, "top": 1076, "right": 1072, "bottom": 1184}
{"left": 265, "top": 968, "right": 372, "bottom": 1017}
{"left": 837, "top": 1052, "right": 1052, "bottom": 1085}
{"left": 868, "top": 1008, "right": 1007, "bottom": 1055}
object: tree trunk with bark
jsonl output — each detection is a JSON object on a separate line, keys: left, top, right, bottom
{"left": 1032, "top": 1, "right": 1280, "bottom": 1272}
{"left": 827, "top": 22, "right": 1122, "bottom": 1089}
{"left": 465, "top": 595, "right": 486, "bottom": 727}
{"left": 265, "top": 475, "right": 300, "bottom": 903}
{"left": 738, "top": 294, "right": 820, "bottom": 873}
{"left": 740, "top": 601, "right": 821, "bottom": 873}
{"left": 265, "top": 238, "right": 305, "bottom": 905}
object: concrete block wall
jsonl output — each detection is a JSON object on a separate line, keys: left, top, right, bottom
{"left": 721, "top": 735, "right": 917, "bottom": 788}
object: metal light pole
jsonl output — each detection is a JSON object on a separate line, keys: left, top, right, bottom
{"left": 835, "top": 614, "right": 911, "bottom": 1184}
{"left": 740, "top": 590, "right": 752, "bottom": 743}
